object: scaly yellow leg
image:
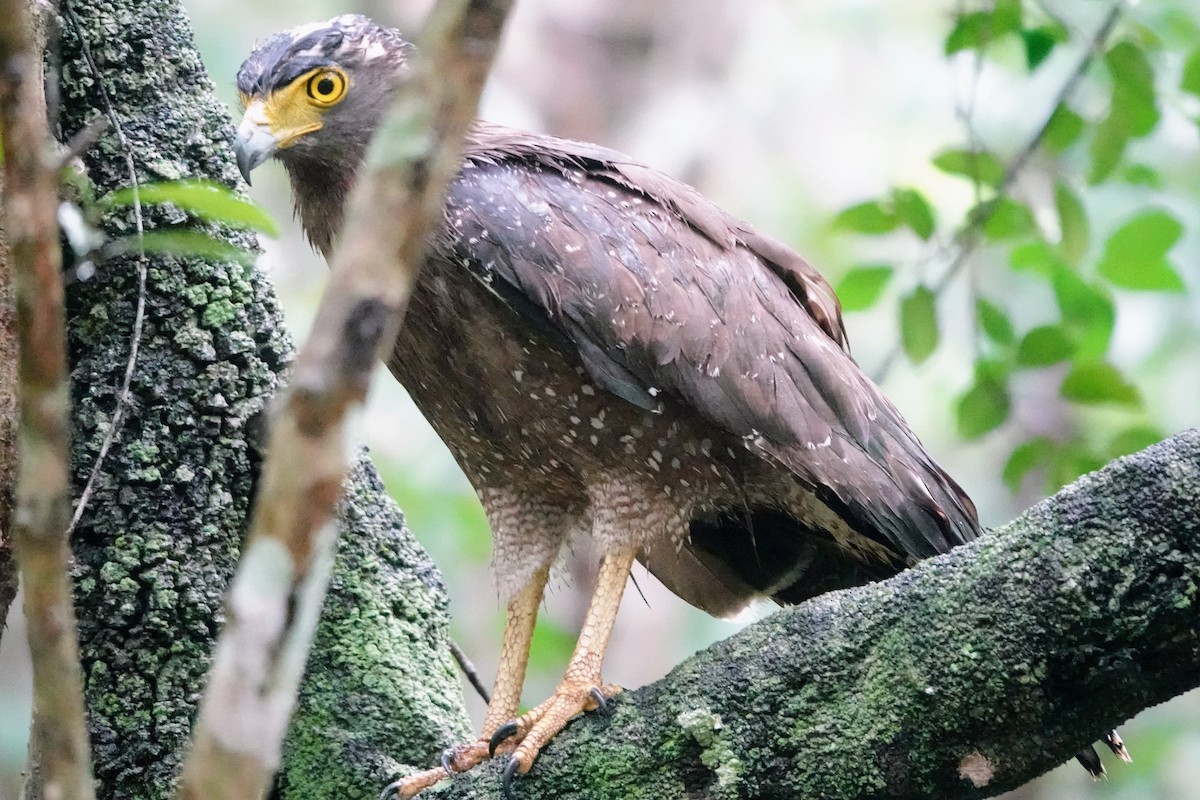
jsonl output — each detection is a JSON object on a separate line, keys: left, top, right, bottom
{"left": 386, "top": 564, "right": 550, "bottom": 798}
{"left": 497, "top": 547, "right": 637, "bottom": 789}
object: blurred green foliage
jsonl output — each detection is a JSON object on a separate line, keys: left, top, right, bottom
{"left": 831, "top": 0, "right": 1196, "bottom": 496}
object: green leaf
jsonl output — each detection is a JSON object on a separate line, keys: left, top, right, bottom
{"left": 956, "top": 371, "right": 1011, "bottom": 439}
{"left": 1105, "top": 40, "right": 1159, "bottom": 138}
{"left": 1053, "top": 269, "right": 1114, "bottom": 359}
{"left": 900, "top": 286, "right": 939, "bottom": 364}
{"left": 1016, "top": 325, "right": 1076, "bottom": 367}
{"left": 1043, "top": 104, "right": 1084, "bottom": 152}
{"left": 1002, "top": 437, "right": 1053, "bottom": 491}
{"left": 108, "top": 229, "right": 258, "bottom": 267}
{"left": 1108, "top": 426, "right": 1163, "bottom": 459}
{"left": 1009, "top": 240, "right": 1064, "bottom": 275}
{"left": 833, "top": 200, "right": 899, "bottom": 235}
{"left": 976, "top": 298, "right": 1014, "bottom": 345}
{"left": 932, "top": 148, "right": 1005, "bottom": 188}
{"left": 1097, "top": 210, "right": 1185, "bottom": 292}
{"left": 1121, "top": 163, "right": 1162, "bottom": 188}
{"left": 945, "top": 11, "right": 1019, "bottom": 55}
{"left": 1089, "top": 112, "right": 1130, "bottom": 184}
{"left": 102, "top": 179, "right": 279, "bottom": 236}
{"left": 1053, "top": 182, "right": 1089, "bottom": 267}
{"left": 891, "top": 188, "right": 936, "bottom": 240}
{"left": 1021, "top": 27, "right": 1060, "bottom": 70}
{"left": 1060, "top": 361, "right": 1140, "bottom": 406}
{"left": 836, "top": 265, "right": 894, "bottom": 312}
{"left": 992, "top": 0, "right": 1022, "bottom": 32}
{"left": 1183, "top": 48, "right": 1200, "bottom": 98}
{"left": 978, "top": 197, "right": 1036, "bottom": 240}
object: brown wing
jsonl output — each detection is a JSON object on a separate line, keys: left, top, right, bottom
{"left": 436, "top": 123, "right": 980, "bottom": 560}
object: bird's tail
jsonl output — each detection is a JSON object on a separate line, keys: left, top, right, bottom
{"left": 1075, "top": 729, "right": 1132, "bottom": 778}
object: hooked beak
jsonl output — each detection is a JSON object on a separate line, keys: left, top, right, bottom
{"left": 233, "top": 104, "right": 280, "bottom": 185}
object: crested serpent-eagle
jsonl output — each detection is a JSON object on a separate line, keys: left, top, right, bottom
{"left": 232, "top": 14, "right": 1120, "bottom": 797}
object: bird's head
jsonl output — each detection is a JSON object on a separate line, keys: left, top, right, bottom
{"left": 232, "top": 15, "right": 410, "bottom": 185}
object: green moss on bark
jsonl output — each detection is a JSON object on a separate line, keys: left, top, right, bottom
{"left": 54, "top": 3, "right": 468, "bottom": 798}
{"left": 427, "top": 431, "right": 1199, "bottom": 800}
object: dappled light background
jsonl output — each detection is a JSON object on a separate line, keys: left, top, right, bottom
{"left": 2, "top": 2, "right": 1197, "bottom": 799}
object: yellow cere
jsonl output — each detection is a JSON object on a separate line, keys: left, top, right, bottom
{"left": 245, "top": 67, "right": 350, "bottom": 150}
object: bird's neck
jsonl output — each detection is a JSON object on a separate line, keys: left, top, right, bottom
{"left": 283, "top": 155, "right": 360, "bottom": 258}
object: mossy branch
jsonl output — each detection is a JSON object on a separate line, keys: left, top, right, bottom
{"left": 412, "top": 430, "right": 1200, "bottom": 799}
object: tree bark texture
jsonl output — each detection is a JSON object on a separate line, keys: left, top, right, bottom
{"left": 423, "top": 429, "right": 1199, "bottom": 800}
{"left": 42, "top": 1, "right": 1200, "bottom": 799}
{"left": 52, "top": 2, "right": 466, "bottom": 798}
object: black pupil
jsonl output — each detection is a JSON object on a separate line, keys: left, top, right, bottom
{"left": 316, "top": 77, "right": 335, "bottom": 96}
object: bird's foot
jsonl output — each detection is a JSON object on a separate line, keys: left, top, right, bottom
{"left": 496, "top": 681, "right": 621, "bottom": 797}
{"left": 379, "top": 737, "right": 497, "bottom": 799}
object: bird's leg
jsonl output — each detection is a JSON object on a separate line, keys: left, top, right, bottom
{"left": 385, "top": 565, "right": 549, "bottom": 798}
{"left": 498, "top": 546, "right": 637, "bottom": 785}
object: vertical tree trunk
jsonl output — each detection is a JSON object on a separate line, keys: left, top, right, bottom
{"left": 50, "top": 2, "right": 469, "bottom": 797}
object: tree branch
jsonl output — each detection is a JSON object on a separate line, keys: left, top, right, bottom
{"left": 0, "top": 0, "right": 96, "bottom": 797}
{"left": 177, "top": 2, "right": 514, "bottom": 797}
{"left": 413, "top": 429, "right": 1200, "bottom": 799}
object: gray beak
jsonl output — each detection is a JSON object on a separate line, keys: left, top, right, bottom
{"left": 233, "top": 116, "right": 280, "bottom": 186}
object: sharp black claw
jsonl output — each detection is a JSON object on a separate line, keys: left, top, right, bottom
{"left": 489, "top": 721, "right": 520, "bottom": 757}
{"left": 441, "top": 747, "right": 457, "bottom": 777}
{"left": 379, "top": 779, "right": 402, "bottom": 800}
{"left": 589, "top": 686, "right": 609, "bottom": 715}
{"left": 501, "top": 757, "right": 521, "bottom": 800}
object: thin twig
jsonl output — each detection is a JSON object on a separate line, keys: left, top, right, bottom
{"left": 449, "top": 638, "right": 492, "bottom": 704}
{"left": 59, "top": 1, "right": 148, "bottom": 540}
{"left": 872, "top": 2, "right": 1124, "bottom": 385}
{"left": 53, "top": 114, "right": 109, "bottom": 171}
{"left": 0, "top": 0, "right": 97, "bottom": 796}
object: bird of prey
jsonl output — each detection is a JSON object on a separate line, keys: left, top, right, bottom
{"left": 233, "top": 14, "right": 1123, "bottom": 797}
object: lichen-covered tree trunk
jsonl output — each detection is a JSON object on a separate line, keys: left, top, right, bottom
{"left": 52, "top": 2, "right": 468, "bottom": 798}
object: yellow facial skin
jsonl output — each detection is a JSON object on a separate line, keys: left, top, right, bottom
{"left": 239, "top": 67, "right": 349, "bottom": 150}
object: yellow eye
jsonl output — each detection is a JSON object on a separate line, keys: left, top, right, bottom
{"left": 306, "top": 69, "right": 347, "bottom": 106}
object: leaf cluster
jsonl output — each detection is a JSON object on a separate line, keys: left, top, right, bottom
{"left": 832, "top": 1, "right": 1198, "bottom": 494}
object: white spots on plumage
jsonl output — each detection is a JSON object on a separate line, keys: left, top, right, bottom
{"left": 670, "top": 457, "right": 681, "bottom": 470}
{"left": 569, "top": 415, "right": 581, "bottom": 425}
{"left": 648, "top": 387, "right": 660, "bottom": 397}
{"left": 589, "top": 434, "right": 599, "bottom": 446}
{"left": 581, "top": 384, "right": 596, "bottom": 396}
{"left": 646, "top": 457, "right": 660, "bottom": 472}
{"left": 651, "top": 450, "right": 663, "bottom": 463}
{"left": 512, "top": 369, "right": 523, "bottom": 382}
{"left": 590, "top": 417, "right": 604, "bottom": 430}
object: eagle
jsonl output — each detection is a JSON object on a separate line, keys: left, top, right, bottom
{"left": 232, "top": 14, "right": 1118, "bottom": 798}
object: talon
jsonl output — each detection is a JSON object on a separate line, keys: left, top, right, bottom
{"left": 1104, "top": 729, "right": 1132, "bottom": 762}
{"left": 501, "top": 757, "right": 521, "bottom": 800}
{"left": 379, "top": 779, "right": 402, "bottom": 800}
{"left": 489, "top": 721, "right": 520, "bottom": 757}
{"left": 589, "top": 686, "right": 608, "bottom": 715}
{"left": 441, "top": 747, "right": 457, "bottom": 776}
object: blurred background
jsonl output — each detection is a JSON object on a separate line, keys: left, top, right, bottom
{"left": 3, "top": 1, "right": 1198, "bottom": 798}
